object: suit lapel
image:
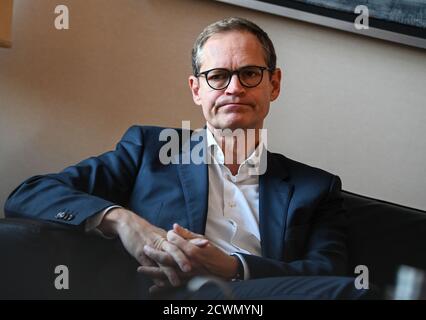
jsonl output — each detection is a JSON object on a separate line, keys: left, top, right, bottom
{"left": 176, "top": 130, "right": 294, "bottom": 254}
{"left": 259, "top": 153, "right": 293, "bottom": 259}
{"left": 176, "top": 129, "right": 209, "bottom": 234}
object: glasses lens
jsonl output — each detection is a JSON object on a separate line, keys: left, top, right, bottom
{"left": 239, "top": 67, "right": 263, "bottom": 87}
{"left": 206, "top": 69, "right": 230, "bottom": 89}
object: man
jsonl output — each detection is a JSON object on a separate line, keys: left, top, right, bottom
{"left": 5, "top": 17, "right": 369, "bottom": 299}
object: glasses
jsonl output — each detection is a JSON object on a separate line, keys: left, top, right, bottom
{"left": 196, "top": 65, "right": 273, "bottom": 90}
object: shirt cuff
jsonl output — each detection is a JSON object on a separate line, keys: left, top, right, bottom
{"left": 84, "top": 205, "right": 122, "bottom": 239}
{"left": 232, "top": 253, "right": 250, "bottom": 280}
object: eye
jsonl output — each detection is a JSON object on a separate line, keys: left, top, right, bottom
{"left": 207, "top": 71, "right": 228, "bottom": 81}
{"left": 241, "top": 68, "right": 260, "bottom": 78}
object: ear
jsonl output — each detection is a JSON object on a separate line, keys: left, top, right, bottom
{"left": 189, "top": 75, "right": 202, "bottom": 106}
{"left": 269, "top": 68, "right": 282, "bottom": 102}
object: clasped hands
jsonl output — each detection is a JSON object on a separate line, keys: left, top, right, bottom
{"left": 137, "top": 223, "right": 238, "bottom": 294}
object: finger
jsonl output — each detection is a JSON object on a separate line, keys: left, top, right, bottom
{"left": 167, "top": 230, "right": 202, "bottom": 260}
{"left": 136, "top": 250, "right": 157, "bottom": 267}
{"left": 151, "top": 236, "right": 166, "bottom": 251}
{"left": 160, "top": 265, "right": 182, "bottom": 287}
{"left": 139, "top": 266, "right": 195, "bottom": 283}
{"left": 146, "top": 241, "right": 193, "bottom": 274}
{"left": 173, "top": 223, "right": 204, "bottom": 239}
{"left": 139, "top": 264, "right": 182, "bottom": 288}
{"left": 189, "top": 238, "right": 209, "bottom": 247}
{"left": 138, "top": 266, "right": 179, "bottom": 290}
{"left": 167, "top": 230, "right": 187, "bottom": 247}
{"left": 137, "top": 265, "right": 167, "bottom": 279}
{"left": 153, "top": 278, "right": 166, "bottom": 287}
{"left": 142, "top": 246, "right": 196, "bottom": 279}
{"left": 144, "top": 245, "right": 176, "bottom": 266}
{"left": 161, "top": 239, "right": 192, "bottom": 273}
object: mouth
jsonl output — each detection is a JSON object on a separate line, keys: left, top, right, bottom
{"left": 219, "top": 103, "right": 250, "bottom": 111}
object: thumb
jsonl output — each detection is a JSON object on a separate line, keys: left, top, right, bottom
{"left": 173, "top": 223, "right": 204, "bottom": 240}
{"left": 189, "top": 238, "right": 209, "bottom": 247}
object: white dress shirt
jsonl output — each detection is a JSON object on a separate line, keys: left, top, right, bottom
{"left": 204, "top": 127, "right": 262, "bottom": 257}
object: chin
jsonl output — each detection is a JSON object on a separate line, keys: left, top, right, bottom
{"left": 219, "top": 119, "right": 255, "bottom": 131}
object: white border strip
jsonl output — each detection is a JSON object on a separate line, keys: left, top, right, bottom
{"left": 216, "top": 0, "right": 426, "bottom": 49}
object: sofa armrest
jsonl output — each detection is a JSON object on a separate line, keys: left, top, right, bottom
{"left": 0, "top": 218, "right": 149, "bottom": 299}
{"left": 343, "top": 191, "right": 426, "bottom": 289}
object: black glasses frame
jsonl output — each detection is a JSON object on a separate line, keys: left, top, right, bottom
{"left": 196, "top": 65, "right": 273, "bottom": 90}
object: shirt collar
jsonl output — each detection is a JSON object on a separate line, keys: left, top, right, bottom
{"left": 205, "top": 126, "right": 265, "bottom": 175}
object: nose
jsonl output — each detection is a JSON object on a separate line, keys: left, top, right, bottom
{"left": 225, "top": 73, "right": 245, "bottom": 95}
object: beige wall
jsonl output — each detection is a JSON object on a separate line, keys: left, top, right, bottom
{"left": 0, "top": 0, "right": 14, "bottom": 48}
{"left": 0, "top": 0, "right": 425, "bottom": 217}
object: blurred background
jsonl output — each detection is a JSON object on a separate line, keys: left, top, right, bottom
{"left": 0, "top": 0, "right": 425, "bottom": 216}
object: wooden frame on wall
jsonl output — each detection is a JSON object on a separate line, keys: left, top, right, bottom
{"left": 216, "top": 0, "right": 426, "bottom": 50}
{"left": 0, "top": 0, "right": 14, "bottom": 48}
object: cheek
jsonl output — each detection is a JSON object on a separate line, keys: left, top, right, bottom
{"left": 200, "top": 97, "right": 216, "bottom": 118}
{"left": 250, "top": 90, "right": 271, "bottom": 108}
{"left": 200, "top": 90, "right": 221, "bottom": 109}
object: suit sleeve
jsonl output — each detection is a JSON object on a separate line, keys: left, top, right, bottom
{"left": 4, "top": 126, "right": 145, "bottom": 226}
{"left": 242, "top": 175, "right": 348, "bottom": 277}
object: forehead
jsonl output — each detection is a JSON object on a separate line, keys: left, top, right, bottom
{"left": 199, "top": 31, "right": 266, "bottom": 70}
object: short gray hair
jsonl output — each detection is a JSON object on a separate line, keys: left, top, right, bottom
{"left": 191, "top": 17, "right": 277, "bottom": 75}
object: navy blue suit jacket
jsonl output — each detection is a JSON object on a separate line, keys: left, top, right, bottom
{"left": 5, "top": 126, "right": 348, "bottom": 279}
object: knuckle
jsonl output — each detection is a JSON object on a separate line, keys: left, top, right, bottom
{"left": 186, "top": 247, "right": 197, "bottom": 258}
{"left": 167, "top": 230, "right": 176, "bottom": 241}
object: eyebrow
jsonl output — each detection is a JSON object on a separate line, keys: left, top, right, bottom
{"left": 203, "top": 65, "right": 265, "bottom": 71}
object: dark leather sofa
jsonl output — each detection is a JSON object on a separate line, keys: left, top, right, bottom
{"left": 1, "top": 191, "right": 425, "bottom": 299}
